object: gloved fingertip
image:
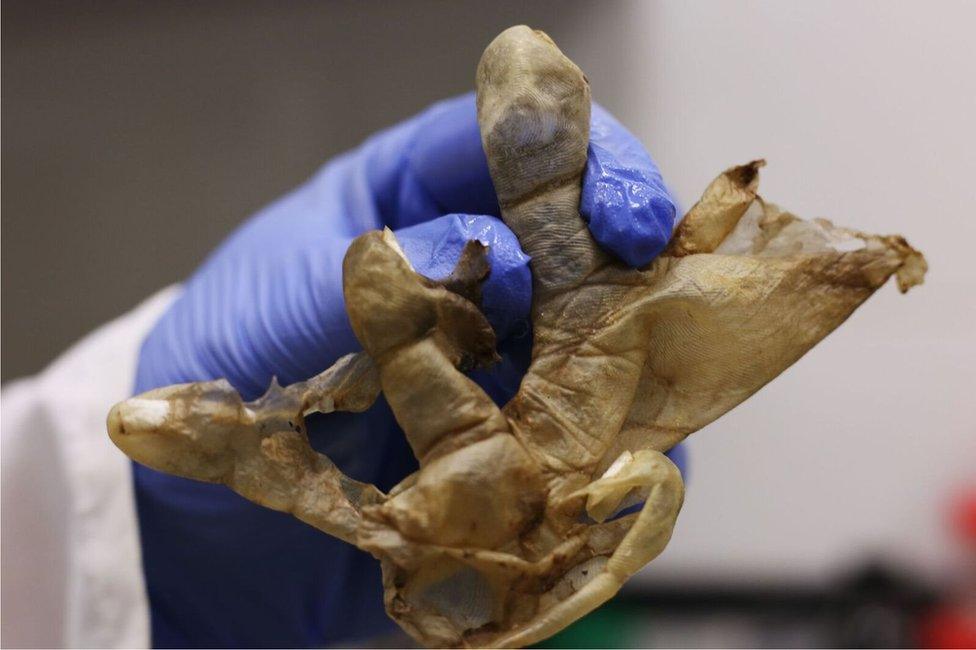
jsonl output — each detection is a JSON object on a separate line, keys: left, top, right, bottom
{"left": 665, "top": 442, "right": 689, "bottom": 481}
{"left": 582, "top": 105, "right": 681, "bottom": 267}
{"left": 462, "top": 214, "right": 532, "bottom": 341}
{"left": 581, "top": 148, "right": 676, "bottom": 268}
{"left": 394, "top": 214, "right": 531, "bottom": 340}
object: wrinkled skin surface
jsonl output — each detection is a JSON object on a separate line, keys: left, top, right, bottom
{"left": 108, "top": 26, "right": 926, "bottom": 648}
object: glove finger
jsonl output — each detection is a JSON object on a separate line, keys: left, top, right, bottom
{"left": 581, "top": 104, "right": 677, "bottom": 268}
{"left": 665, "top": 441, "right": 688, "bottom": 479}
{"left": 394, "top": 213, "right": 531, "bottom": 341}
{"left": 359, "top": 94, "right": 499, "bottom": 230}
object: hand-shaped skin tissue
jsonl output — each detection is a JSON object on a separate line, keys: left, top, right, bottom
{"left": 108, "top": 25, "right": 926, "bottom": 648}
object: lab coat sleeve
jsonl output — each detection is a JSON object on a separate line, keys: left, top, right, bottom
{"left": 1, "top": 286, "right": 180, "bottom": 649}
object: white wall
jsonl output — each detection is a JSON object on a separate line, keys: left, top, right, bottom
{"left": 601, "top": 0, "right": 975, "bottom": 584}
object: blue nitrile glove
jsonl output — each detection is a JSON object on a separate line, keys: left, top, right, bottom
{"left": 133, "top": 93, "right": 685, "bottom": 648}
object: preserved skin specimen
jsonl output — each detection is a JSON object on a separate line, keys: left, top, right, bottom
{"left": 107, "top": 26, "right": 926, "bottom": 648}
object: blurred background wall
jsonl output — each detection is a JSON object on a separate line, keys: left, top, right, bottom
{"left": 618, "top": 0, "right": 975, "bottom": 582}
{"left": 3, "top": 1, "right": 974, "bottom": 647}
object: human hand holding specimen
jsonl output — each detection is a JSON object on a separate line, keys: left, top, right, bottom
{"left": 110, "top": 26, "right": 925, "bottom": 648}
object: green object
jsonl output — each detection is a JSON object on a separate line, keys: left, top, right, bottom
{"left": 533, "top": 602, "right": 646, "bottom": 649}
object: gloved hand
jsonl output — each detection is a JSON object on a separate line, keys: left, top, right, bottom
{"left": 133, "top": 93, "right": 684, "bottom": 648}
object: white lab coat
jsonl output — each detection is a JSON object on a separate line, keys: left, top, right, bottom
{"left": 1, "top": 287, "right": 179, "bottom": 648}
